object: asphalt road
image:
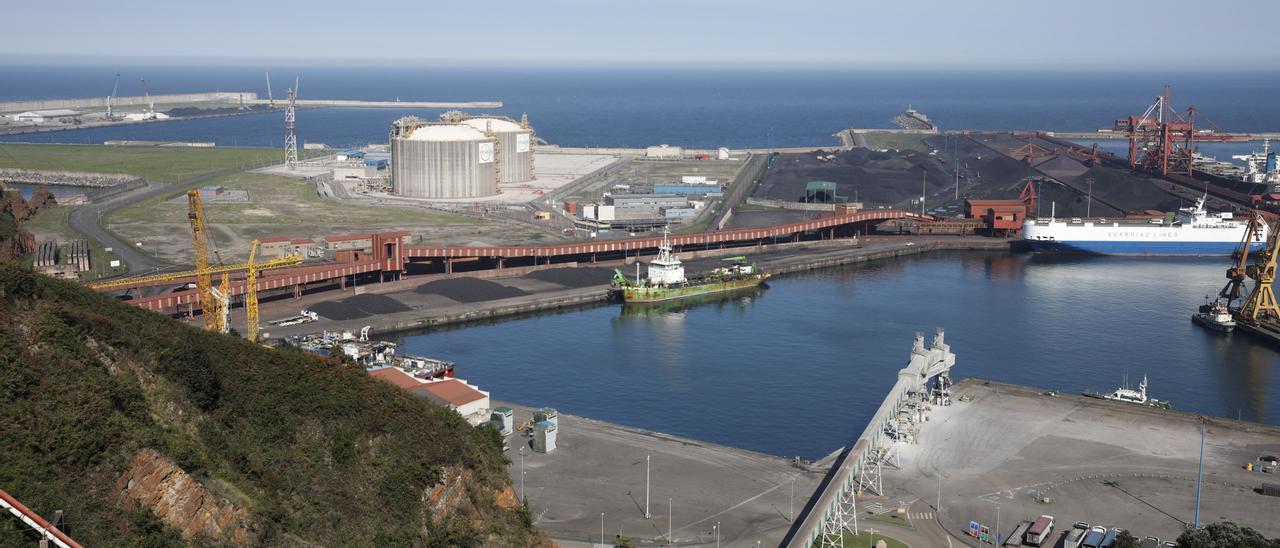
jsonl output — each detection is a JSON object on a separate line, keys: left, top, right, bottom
{"left": 68, "top": 181, "right": 170, "bottom": 275}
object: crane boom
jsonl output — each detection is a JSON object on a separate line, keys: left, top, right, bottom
{"left": 108, "top": 74, "right": 120, "bottom": 118}
{"left": 246, "top": 240, "right": 261, "bottom": 342}
{"left": 186, "top": 190, "right": 217, "bottom": 330}
{"left": 1239, "top": 216, "right": 1280, "bottom": 322}
{"left": 85, "top": 254, "right": 301, "bottom": 291}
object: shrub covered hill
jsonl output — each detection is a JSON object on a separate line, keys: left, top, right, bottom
{"left": 0, "top": 261, "right": 547, "bottom": 546}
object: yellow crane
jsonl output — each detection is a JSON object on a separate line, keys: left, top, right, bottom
{"left": 1238, "top": 215, "right": 1280, "bottom": 323}
{"left": 90, "top": 189, "right": 303, "bottom": 341}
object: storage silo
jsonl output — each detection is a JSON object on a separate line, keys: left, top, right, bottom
{"left": 390, "top": 117, "right": 498, "bottom": 198}
{"left": 460, "top": 116, "right": 535, "bottom": 183}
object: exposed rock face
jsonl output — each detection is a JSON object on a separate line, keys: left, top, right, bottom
{"left": 425, "top": 466, "right": 477, "bottom": 524}
{"left": 116, "top": 449, "right": 253, "bottom": 543}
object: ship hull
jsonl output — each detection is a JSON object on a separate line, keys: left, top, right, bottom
{"left": 1024, "top": 239, "right": 1262, "bottom": 257}
{"left": 622, "top": 275, "right": 769, "bottom": 304}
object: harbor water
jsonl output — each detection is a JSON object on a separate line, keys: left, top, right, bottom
{"left": 389, "top": 251, "right": 1280, "bottom": 460}
{"left": 5, "top": 65, "right": 1280, "bottom": 151}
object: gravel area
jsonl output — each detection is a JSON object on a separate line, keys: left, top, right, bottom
{"left": 309, "top": 293, "right": 412, "bottom": 321}
{"left": 524, "top": 267, "right": 616, "bottom": 288}
{"left": 413, "top": 277, "right": 529, "bottom": 303}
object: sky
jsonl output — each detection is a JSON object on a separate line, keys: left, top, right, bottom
{"left": 4, "top": 0, "right": 1279, "bottom": 68}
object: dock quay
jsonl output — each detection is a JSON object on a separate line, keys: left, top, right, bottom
{"left": 788, "top": 373, "right": 1280, "bottom": 547}
{"left": 498, "top": 400, "right": 824, "bottom": 546}
{"left": 253, "top": 236, "right": 1012, "bottom": 340}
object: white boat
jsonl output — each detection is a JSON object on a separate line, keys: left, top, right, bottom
{"left": 1023, "top": 196, "right": 1266, "bottom": 256}
{"left": 1192, "top": 299, "right": 1236, "bottom": 333}
{"left": 1083, "top": 374, "right": 1170, "bottom": 409}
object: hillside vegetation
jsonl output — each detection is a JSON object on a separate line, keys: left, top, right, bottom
{"left": 0, "top": 262, "right": 542, "bottom": 546}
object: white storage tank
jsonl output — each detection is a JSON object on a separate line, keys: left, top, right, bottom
{"left": 390, "top": 117, "right": 498, "bottom": 198}
{"left": 460, "top": 116, "right": 535, "bottom": 183}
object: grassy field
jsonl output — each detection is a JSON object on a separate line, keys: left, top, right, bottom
{"left": 0, "top": 143, "right": 285, "bottom": 183}
{"left": 23, "top": 206, "right": 127, "bottom": 280}
{"left": 861, "top": 133, "right": 935, "bottom": 153}
{"left": 840, "top": 530, "right": 909, "bottom": 548}
{"left": 868, "top": 512, "right": 912, "bottom": 528}
{"left": 106, "top": 171, "right": 530, "bottom": 262}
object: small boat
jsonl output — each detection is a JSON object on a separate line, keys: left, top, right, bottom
{"left": 1192, "top": 298, "right": 1236, "bottom": 333}
{"left": 1083, "top": 374, "right": 1170, "bottom": 409}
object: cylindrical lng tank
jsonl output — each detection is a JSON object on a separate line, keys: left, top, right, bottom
{"left": 460, "top": 117, "right": 534, "bottom": 183}
{"left": 391, "top": 122, "right": 497, "bottom": 198}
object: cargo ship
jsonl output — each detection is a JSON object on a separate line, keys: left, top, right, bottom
{"left": 1022, "top": 195, "right": 1266, "bottom": 256}
{"left": 611, "top": 228, "right": 769, "bottom": 304}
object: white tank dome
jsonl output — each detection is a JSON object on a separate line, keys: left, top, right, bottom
{"left": 405, "top": 124, "right": 489, "bottom": 142}
{"left": 460, "top": 117, "right": 525, "bottom": 133}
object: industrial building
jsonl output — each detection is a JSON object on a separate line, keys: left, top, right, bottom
{"left": 9, "top": 109, "right": 80, "bottom": 124}
{"left": 389, "top": 116, "right": 498, "bottom": 199}
{"left": 966, "top": 199, "right": 1027, "bottom": 236}
{"left": 258, "top": 236, "right": 316, "bottom": 259}
{"left": 457, "top": 116, "right": 534, "bottom": 183}
{"left": 368, "top": 366, "right": 491, "bottom": 425}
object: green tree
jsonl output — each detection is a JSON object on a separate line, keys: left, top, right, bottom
{"left": 1177, "top": 521, "right": 1280, "bottom": 548}
{"left": 1114, "top": 530, "right": 1141, "bottom": 548}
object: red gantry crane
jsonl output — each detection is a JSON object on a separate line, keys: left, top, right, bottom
{"left": 1115, "top": 85, "right": 1250, "bottom": 177}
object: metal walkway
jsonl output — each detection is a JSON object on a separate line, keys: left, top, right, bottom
{"left": 0, "top": 489, "right": 81, "bottom": 548}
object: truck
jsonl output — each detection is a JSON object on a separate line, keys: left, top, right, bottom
{"left": 1065, "top": 522, "right": 1090, "bottom": 548}
{"left": 1004, "top": 521, "right": 1032, "bottom": 547}
{"left": 1025, "top": 515, "right": 1055, "bottom": 546}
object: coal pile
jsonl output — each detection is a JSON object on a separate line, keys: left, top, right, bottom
{"left": 414, "top": 277, "right": 528, "bottom": 303}
{"left": 757, "top": 148, "right": 951, "bottom": 207}
{"left": 525, "top": 267, "right": 616, "bottom": 288}
{"left": 309, "top": 294, "right": 412, "bottom": 321}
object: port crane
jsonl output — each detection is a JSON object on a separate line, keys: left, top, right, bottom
{"left": 106, "top": 74, "right": 120, "bottom": 120}
{"left": 1221, "top": 211, "right": 1280, "bottom": 322}
{"left": 1115, "top": 85, "right": 1249, "bottom": 177}
{"left": 88, "top": 190, "right": 301, "bottom": 341}
{"left": 139, "top": 78, "right": 157, "bottom": 120}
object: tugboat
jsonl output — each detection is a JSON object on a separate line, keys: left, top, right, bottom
{"left": 1083, "top": 374, "right": 1170, "bottom": 409}
{"left": 1192, "top": 297, "right": 1236, "bottom": 333}
{"left": 611, "top": 227, "right": 769, "bottom": 304}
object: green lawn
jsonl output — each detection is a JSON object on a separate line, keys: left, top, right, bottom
{"left": 841, "top": 530, "right": 909, "bottom": 548}
{"left": 0, "top": 144, "right": 284, "bottom": 183}
{"left": 869, "top": 512, "right": 913, "bottom": 528}
{"left": 107, "top": 171, "right": 477, "bottom": 227}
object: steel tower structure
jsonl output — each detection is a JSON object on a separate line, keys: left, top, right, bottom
{"left": 284, "top": 82, "right": 298, "bottom": 170}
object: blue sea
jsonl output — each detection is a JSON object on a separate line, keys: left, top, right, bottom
{"left": 2, "top": 64, "right": 1279, "bottom": 157}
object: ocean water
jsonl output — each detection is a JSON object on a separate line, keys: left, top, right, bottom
{"left": 389, "top": 252, "right": 1280, "bottom": 460}
{"left": 3, "top": 64, "right": 1280, "bottom": 151}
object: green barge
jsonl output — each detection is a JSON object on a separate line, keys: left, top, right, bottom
{"left": 610, "top": 229, "right": 769, "bottom": 304}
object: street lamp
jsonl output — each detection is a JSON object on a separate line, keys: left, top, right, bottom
{"left": 645, "top": 454, "right": 651, "bottom": 518}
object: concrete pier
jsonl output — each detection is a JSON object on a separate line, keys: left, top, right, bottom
{"left": 243, "top": 98, "right": 502, "bottom": 109}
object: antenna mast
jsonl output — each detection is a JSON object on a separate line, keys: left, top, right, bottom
{"left": 284, "top": 78, "right": 298, "bottom": 170}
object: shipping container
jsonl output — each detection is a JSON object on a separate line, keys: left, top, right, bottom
{"left": 1263, "top": 482, "right": 1280, "bottom": 497}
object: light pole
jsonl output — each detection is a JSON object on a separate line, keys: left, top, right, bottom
{"left": 1086, "top": 177, "right": 1094, "bottom": 218}
{"left": 995, "top": 504, "right": 1001, "bottom": 545}
{"left": 715, "top": 522, "right": 720, "bottom": 548}
{"left": 645, "top": 454, "right": 651, "bottom": 518}
{"left": 668, "top": 498, "right": 672, "bottom": 543}
{"left": 790, "top": 479, "right": 795, "bottom": 522}
{"left": 1195, "top": 419, "right": 1205, "bottom": 528}
{"left": 601, "top": 513, "right": 605, "bottom": 546}
{"left": 519, "top": 446, "right": 525, "bottom": 502}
